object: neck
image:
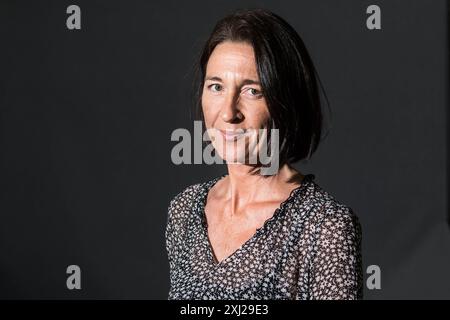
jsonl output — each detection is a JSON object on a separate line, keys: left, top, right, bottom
{"left": 224, "top": 163, "right": 303, "bottom": 216}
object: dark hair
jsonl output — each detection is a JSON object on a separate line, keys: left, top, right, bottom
{"left": 193, "top": 8, "right": 328, "bottom": 167}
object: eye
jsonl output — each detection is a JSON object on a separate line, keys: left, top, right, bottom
{"left": 244, "top": 87, "right": 262, "bottom": 98}
{"left": 249, "top": 88, "right": 259, "bottom": 95}
{"left": 208, "top": 84, "right": 223, "bottom": 92}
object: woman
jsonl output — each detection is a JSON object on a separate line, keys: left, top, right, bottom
{"left": 166, "top": 8, "right": 363, "bottom": 300}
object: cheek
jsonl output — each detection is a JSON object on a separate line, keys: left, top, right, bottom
{"left": 247, "top": 102, "right": 271, "bottom": 128}
{"left": 201, "top": 91, "right": 211, "bottom": 123}
{"left": 201, "top": 92, "right": 220, "bottom": 124}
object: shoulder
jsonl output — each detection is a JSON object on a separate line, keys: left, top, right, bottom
{"left": 295, "top": 178, "right": 361, "bottom": 240}
{"left": 297, "top": 180, "right": 363, "bottom": 299}
{"left": 168, "top": 181, "right": 203, "bottom": 212}
{"left": 167, "top": 175, "right": 223, "bottom": 222}
{"left": 165, "top": 180, "right": 205, "bottom": 249}
{"left": 165, "top": 176, "right": 223, "bottom": 250}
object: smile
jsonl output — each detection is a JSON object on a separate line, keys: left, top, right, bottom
{"left": 218, "top": 129, "right": 250, "bottom": 142}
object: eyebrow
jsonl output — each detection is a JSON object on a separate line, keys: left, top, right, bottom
{"left": 204, "top": 76, "right": 260, "bottom": 86}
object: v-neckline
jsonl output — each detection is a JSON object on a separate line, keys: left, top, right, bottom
{"left": 198, "top": 173, "right": 313, "bottom": 267}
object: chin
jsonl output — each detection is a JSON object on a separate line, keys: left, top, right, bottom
{"left": 224, "top": 148, "right": 261, "bottom": 165}
{"left": 212, "top": 137, "right": 260, "bottom": 164}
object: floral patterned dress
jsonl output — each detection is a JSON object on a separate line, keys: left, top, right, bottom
{"left": 166, "top": 174, "right": 363, "bottom": 300}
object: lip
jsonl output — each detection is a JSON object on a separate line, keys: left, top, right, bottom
{"left": 218, "top": 129, "right": 249, "bottom": 141}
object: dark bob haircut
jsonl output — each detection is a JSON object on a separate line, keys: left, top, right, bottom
{"left": 193, "top": 8, "right": 328, "bottom": 167}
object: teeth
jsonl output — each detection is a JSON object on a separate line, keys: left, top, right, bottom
{"left": 220, "top": 129, "right": 246, "bottom": 141}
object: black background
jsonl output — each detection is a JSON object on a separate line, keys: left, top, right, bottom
{"left": 0, "top": 0, "right": 449, "bottom": 299}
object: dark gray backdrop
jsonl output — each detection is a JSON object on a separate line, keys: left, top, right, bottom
{"left": 0, "top": 0, "right": 448, "bottom": 299}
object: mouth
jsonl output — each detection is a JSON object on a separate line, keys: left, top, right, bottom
{"left": 218, "top": 129, "right": 250, "bottom": 142}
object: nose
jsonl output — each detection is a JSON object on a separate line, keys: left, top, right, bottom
{"left": 221, "top": 92, "right": 243, "bottom": 122}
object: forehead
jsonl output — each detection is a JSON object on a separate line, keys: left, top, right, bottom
{"left": 206, "top": 41, "right": 258, "bottom": 78}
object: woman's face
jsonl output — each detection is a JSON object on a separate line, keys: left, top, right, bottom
{"left": 201, "top": 41, "right": 271, "bottom": 164}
